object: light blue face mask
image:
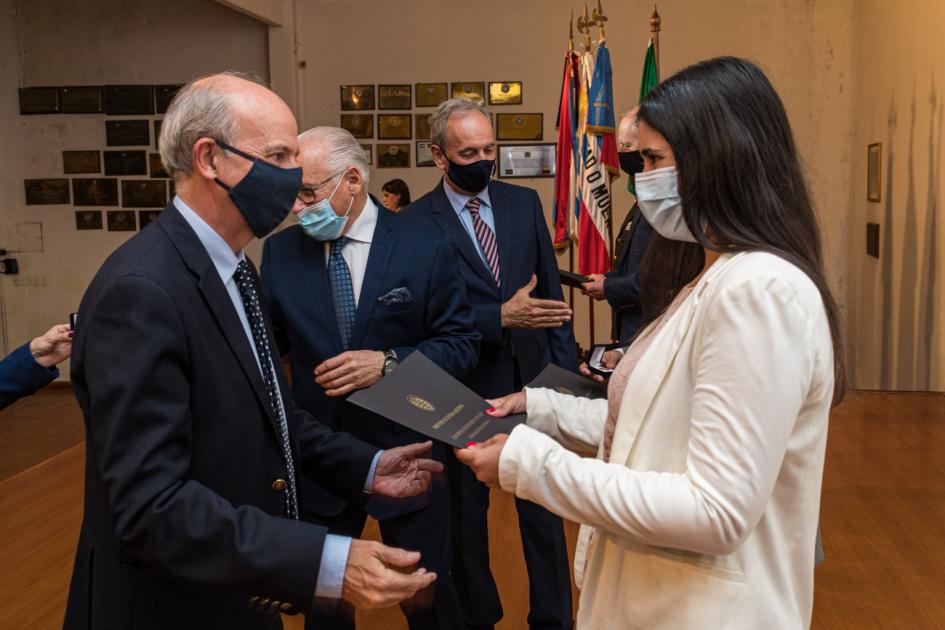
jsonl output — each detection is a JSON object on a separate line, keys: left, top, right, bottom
{"left": 633, "top": 166, "right": 698, "bottom": 243}
{"left": 297, "top": 173, "right": 354, "bottom": 241}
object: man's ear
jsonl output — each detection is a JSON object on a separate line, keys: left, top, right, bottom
{"left": 431, "top": 144, "right": 448, "bottom": 169}
{"left": 192, "top": 138, "right": 219, "bottom": 181}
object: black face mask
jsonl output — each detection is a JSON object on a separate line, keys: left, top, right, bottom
{"left": 619, "top": 150, "right": 645, "bottom": 195}
{"left": 214, "top": 140, "right": 302, "bottom": 238}
{"left": 445, "top": 157, "right": 495, "bottom": 194}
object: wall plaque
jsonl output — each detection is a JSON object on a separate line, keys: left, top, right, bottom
{"left": 24, "top": 179, "right": 70, "bottom": 205}
{"left": 106, "top": 120, "right": 150, "bottom": 146}
{"left": 107, "top": 210, "right": 137, "bottom": 232}
{"left": 63, "top": 150, "right": 101, "bottom": 174}
{"left": 415, "top": 83, "right": 448, "bottom": 108}
{"left": 378, "top": 114, "right": 411, "bottom": 140}
{"left": 378, "top": 84, "right": 411, "bottom": 110}
{"left": 19, "top": 87, "right": 60, "bottom": 114}
{"left": 488, "top": 81, "right": 523, "bottom": 106}
{"left": 415, "top": 114, "right": 433, "bottom": 141}
{"left": 451, "top": 82, "right": 485, "bottom": 106}
{"left": 340, "top": 114, "right": 374, "bottom": 139}
{"left": 59, "top": 86, "right": 104, "bottom": 113}
{"left": 149, "top": 153, "right": 169, "bottom": 178}
{"left": 75, "top": 210, "right": 103, "bottom": 230}
{"left": 497, "top": 143, "right": 556, "bottom": 178}
{"left": 495, "top": 113, "right": 543, "bottom": 141}
{"left": 104, "top": 85, "right": 154, "bottom": 115}
{"left": 154, "top": 120, "right": 162, "bottom": 150}
{"left": 416, "top": 141, "right": 435, "bottom": 167}
{"left": 154, "top": 84, "right": 183, "bottom": 114}
{"left": 122, "top": 180, "right": 167, "bottom": 207}
{"left": 138, "top": 209, "right": 162, "bottom": 229}
{"left": 377, "top": 143, "right": 409, "bottom": 168}
{"left": 360, "top": 144, "right": 373, "bottom": 165}
{"left": 73, "top": 178, "right": 119, "bottom": 206}
{"left": 340, "top": 85, "right": 375, "bottom": 111}
{"left": 104, "top": 150, "right": 148, "bottom": 176}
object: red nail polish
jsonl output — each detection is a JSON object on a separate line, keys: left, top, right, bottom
{"left": 486, "top": 407, "right": 496, "bottom": 413}
{"left": 466, "top": 442, "right": 477, "bottom": 448}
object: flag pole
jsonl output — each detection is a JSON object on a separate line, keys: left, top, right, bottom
{"left": 650, "top": 5, "right": 662, "bottom": 77}
{"left": 593, "top": 0, "right": 608, "bottom": 45}
{"left": 578, "top": 3, "right": 592, "bottom": 52}
{"left": 567, "top": 11, "right": 576, "bottom": 309}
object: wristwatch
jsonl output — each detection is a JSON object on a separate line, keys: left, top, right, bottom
{"left": 381, "top": 349, "right": 398, "bottom": 376}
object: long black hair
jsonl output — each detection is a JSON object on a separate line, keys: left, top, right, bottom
{"left": 637, "top": 56, "right": 846, "bottom": 404}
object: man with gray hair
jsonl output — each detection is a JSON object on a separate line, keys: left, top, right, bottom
{"left": 64, "top": 73, "right": 443, "bottom": 630}
{"left": 406, "top": 99, "right": 578, "bottom": 630}
{"left": 261, "top": 125, "right": 479, "bottom": 630}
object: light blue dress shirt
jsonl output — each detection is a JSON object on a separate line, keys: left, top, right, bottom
{"left": 174, "top": 197, "right": 378, "bottom": 599}
{"left": 441, "top": 180, "right": 496, "bottom": 265}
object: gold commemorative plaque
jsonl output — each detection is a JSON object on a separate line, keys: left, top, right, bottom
{"left": 378, "top": 84, "right": 411, "bottom": 110}
{"left": 378, "top": 114, "right": 411, "bottom": 140}
{"left": 107, "top": 210, "right": 137, "bottom": 232}
{"left": 73, "top": 178, "right": 119, "bottom": 206}
{"left": 377, "top": 143, "right": 409, "bottom": 168}
{"left": 488, "top": 81, "right": 523, "bottom": 105}
{"left": 149, "top": 153, "right": 169, "bottom": 178}
{"left": 451, "top": 82, "right": 485, "bottom": 106}
{"left": 59, "top": 86, "right": 104, "bottom": 113}
{"left": 415, "top": 83, "right": 447, "bottom": 108}
{"left": 75, "top": 210, "right": 103, "bottom": 230}
{"left": 24, "top": 179, "right": 70, "bottom": 205}
{"left": 340, "top": 85, "right": 375, "bottom": 111}
{"left": 63, "top": 151, "right": 101, "bottom": 174}
{"left": 495, "top": 113, "right": 543, "bottom": 141}
{"left": 122, "top": 180, "right": 167, "bottom": 208}
{"left": 104, "top": 85, "right": 154, "bottom": 115}
{"left": 340, "top": 114, "right": 374, "bottom": 139}
{"left": 415, "top": 113, "right": 433, "bottom": 140}
{"left": 19, "top": 87, "right": 60, "bottom": 115}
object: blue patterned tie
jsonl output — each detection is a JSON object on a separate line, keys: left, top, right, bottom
{"left": 329, "top": 237, "right": 356, "bottom": 349}
{"left": 233, "top": 260, "right": 299, "bottom": 520}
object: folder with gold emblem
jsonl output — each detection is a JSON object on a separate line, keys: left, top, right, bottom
{"left": 348, "top": 352, "right": 525, "bottom": 447}
{"left": 526, "top": 362, "right": 607, "bottom": 399}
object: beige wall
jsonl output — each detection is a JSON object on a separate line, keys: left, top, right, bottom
{"left": 846, "top": 0, "right": 944, "bottom": 391}
{"left": 294, "top": 0, "right": 855, "bottom": 351}
{"left": 0, "top": 0, "right": 269, "bottom": 370}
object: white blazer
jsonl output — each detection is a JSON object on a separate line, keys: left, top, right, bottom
{"left": 499, "top": 252, "right": 834, "bottom": 629}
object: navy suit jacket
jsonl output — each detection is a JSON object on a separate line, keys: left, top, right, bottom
{"left": 405, "top": 180, "right": 578, "bottom": 399}
{"left": 261, "top": 200, "right": 480, "bottom": 519}
{"left": 605, "top": 203, "right": 654, "bottom": 344}
{"left": 0, "top": 342, "right": 58, "bottom": 411}
{"left": 64, "top": 205, "right": 378, "bottom": 630}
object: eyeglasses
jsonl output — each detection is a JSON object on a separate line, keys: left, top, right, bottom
{"left": 297, "top": 169, "right": 347, "bottom": 205}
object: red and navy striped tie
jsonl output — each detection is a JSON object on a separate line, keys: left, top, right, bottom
{"left": 467, "top": 197, "right": 500, "bottom": 287}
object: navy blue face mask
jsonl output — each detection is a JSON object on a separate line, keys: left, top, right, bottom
{"left": 445, "top": 157, "right": 495, "bottom": 194}
{"left": 213, "top": 140, "right": 302, "bottom": 238}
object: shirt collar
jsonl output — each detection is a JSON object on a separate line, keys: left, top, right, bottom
{"left": 173, "top": 196, "right": 245, "bottom": 281}
{"left": 442, "top": 178, "right": 492, "bottom": 216}
{"left": 342, "top": 194, "right": 377, "bottom": 244}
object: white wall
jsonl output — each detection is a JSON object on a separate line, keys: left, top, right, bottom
{"left": 0, "top": 0, "right": 269, "bottom": 372}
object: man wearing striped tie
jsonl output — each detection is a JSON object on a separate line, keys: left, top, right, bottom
{"left": 406, "top": 99, "right": 579, "bottom": 630}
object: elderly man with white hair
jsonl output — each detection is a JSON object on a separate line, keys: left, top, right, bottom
{"left": 64, "top": 73, "right": 443, "bottom": 630}
{"left": 261, "top": 125, "right": 479, "bottom": 630}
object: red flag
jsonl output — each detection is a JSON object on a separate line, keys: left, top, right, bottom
{"left": 553, "top": 52, "right": 579, "bottom": 248}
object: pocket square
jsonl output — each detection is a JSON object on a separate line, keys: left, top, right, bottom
{"left": 377, "top": 287, "right": 413, "bottom": 306}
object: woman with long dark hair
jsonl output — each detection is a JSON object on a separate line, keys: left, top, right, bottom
{"left": 457, "top": 57, "right": 844, "bottom": 629}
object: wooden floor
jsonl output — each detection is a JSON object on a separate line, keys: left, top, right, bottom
{"left": 0, "top": 388, "right": 943, "bottom": 629}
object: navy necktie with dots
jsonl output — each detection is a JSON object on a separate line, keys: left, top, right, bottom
{"left": 328, "top": 237, "right": 356, "bottom": 349}
{"left": 233, "top": 259, "right": 299, "bottom": 520}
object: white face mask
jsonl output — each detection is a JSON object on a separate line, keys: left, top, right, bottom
{"left": 633, "top": 166, "right": 698, "bottom": 243}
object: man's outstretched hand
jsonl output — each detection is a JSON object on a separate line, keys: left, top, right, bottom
{"left": 372, "top": 441, "right": 443, "bottom": 498}
{"left": 342, "top": 540, "right": 437, "bottom": 609}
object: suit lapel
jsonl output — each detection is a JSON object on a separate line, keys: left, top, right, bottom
{"left": 349, "top": 204, "right": 394, "bottom": 348}
{"left": 608, "top": 254, "right": 742, "bottom": 464}
{"left": 489, "top": 182, "right": 513, "bottom": 291}
{"left": 431, "top": 181, "right": 500, "bottom": 294}
{"left": 304, "top": 235, "right": 344, "bottom": 354}
{"left": 159, "top": 207, "right": 281, "bottom": 435}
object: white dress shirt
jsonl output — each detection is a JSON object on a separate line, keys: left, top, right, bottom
{"left": 324, "top": 195, "right": 377, "bottom": 307}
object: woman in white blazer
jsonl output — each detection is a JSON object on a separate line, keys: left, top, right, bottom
{"left": 457, "top": 57, "right": 846, "bottom": 630}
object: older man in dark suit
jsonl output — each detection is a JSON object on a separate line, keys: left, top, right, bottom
{"left": 261, "top": 126, "right": 479, "bottom": 630}
{"left": 64, "top": 73, "right": 442, "bottom": 630}
{"left": 406, "top": 99, "right": 579, "bottom": 630}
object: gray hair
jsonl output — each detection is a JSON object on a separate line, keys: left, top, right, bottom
{"left": 159, "top": 71, "right": 264, "bottom": 180}
{"left": 298, "top": 126, "right": 370, "bottom": 184}
{"left": 430, "top": 98, "right": 491, "bottom": 150}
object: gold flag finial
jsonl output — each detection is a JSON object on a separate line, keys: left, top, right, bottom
{"left": 577, "top": 3, "right": 592, "bottom": 51}
{"left": 593, "top": 0, "right": 608, "bottom": 42}
{"left": 650, "top": 4, "right": 662, "bottom": 76}
{"left": 650, "top": 4, "right": 661, "bottom": 33}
